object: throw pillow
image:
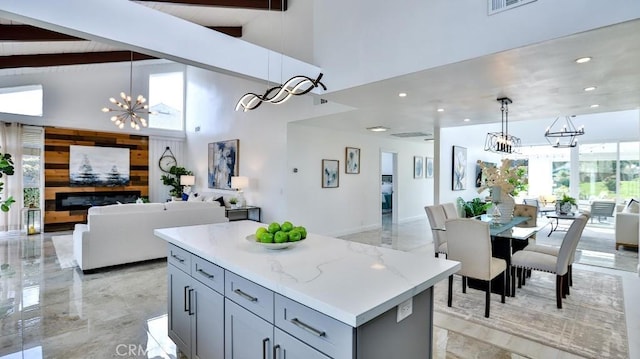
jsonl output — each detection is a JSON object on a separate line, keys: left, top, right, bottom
{"left": 625, "top": 198, "right": 639, "bottom": 213}
{"left": 187, "top": 193, "right": 201, "bottom": 202}
{"left": 214, "top": 196, "right": 226, "bottom": 207}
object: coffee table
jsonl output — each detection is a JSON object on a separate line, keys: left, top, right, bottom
{"left": 545, "top": 212, "right": 582, "bottom": 236}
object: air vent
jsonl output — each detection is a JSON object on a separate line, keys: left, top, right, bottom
{"left": 390, "top": 132, "right": 432, "bottom": 138}
{"left": 488, "top": 0, "right": 536, "bottom": 15}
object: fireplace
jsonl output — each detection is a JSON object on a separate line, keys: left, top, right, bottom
{"left": 55, "top": 191, "right": 141, "bottom": 211}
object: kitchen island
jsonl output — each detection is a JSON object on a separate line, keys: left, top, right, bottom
{"left": 155, "top": 220, "right": 459, "bottom": 359}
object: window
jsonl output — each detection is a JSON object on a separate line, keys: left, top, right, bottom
{"left": 0, "top": 85, "right": 43, "bottom": 116}
{"left": 148, "top": 72, "right": 184, "bottom": 131}
{"left": 22, "top": 127, "right": 43, "bottom": 208}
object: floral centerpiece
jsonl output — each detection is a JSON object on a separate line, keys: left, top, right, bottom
{"left": 477, "top": 159, "right": 527, "bottom": 223}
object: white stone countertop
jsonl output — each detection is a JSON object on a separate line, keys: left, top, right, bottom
{"left": 155, "top": 220, "right": 460, "bottom": 327}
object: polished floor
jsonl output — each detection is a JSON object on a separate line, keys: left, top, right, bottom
{"left": 0, "top": 216, "right": 638, "bottom": 359}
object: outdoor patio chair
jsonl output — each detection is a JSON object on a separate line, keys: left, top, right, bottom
{"left": 589, "top": 200, "right": 616, "bottom": 223}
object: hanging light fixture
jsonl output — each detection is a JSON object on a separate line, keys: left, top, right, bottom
{"left": 101, "top": 52, "right": 154, "bottom": 130}
{"left": 484, "top": 97, "right": 521, "bottom": 154}
{"left": 544, "top": 115, "right": 585, "bottom": 148}
{"left": 235, "top": 0, "right": 326, "bottom": 112}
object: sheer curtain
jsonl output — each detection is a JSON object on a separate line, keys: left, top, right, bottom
{"left": 0, "top": 122, "right": 23, "bottom": 231}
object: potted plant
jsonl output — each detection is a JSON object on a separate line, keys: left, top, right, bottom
{"left": 161, "top": 166, "right": 193, "bottom": 199}
{"left": 556, "top": 194, "right": 577, "bottom": 215}
{"left": 229, "top": 197, "right": 238, "bottom": 209}
{"left": 457, "top": 197, "right": 491, "bottom": 218}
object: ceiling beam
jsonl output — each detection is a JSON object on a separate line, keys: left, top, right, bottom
{"left": 0, "top": 24, "right": 242, "bottom": 41}
{"left": 0, "top": 51, "right": 156, "bottom": 69}
{"left": 0, "top": 24, "right": 81, "bottom": 41}
{"left": 134, "top": 0, "right": 287, "bottom": 11}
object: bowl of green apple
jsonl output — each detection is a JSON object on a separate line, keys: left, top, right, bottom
{"left": 246, "top": 221, "right": 307, "bottom": 250}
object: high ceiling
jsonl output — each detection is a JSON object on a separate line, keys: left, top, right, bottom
{"left": 0, "top": 1, "right": 639, "bottom": 141}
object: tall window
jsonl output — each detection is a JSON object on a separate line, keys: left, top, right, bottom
{"left": 578, "top": 143, "right": 618, "bottom": 201}
{"left": 148, "top": 72, "right": 184, "bottom": 131}
{"left": 0, "top": 85, "right": 43, "bottom": 116}
{"left": 619, "top": 141, "right": 640, "bottom": 200}
{"left": 22, "top": 127, "right": 43, "bottom": 208}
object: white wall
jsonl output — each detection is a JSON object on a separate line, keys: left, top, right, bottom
{"left": 381, "top": 152, "right": 393, "bottom": 175}
{"left": 314, "top": 0, "right": 640, "bottom": 91}
{"left": 286, "top": 123, "right": 433, "bottom": 236}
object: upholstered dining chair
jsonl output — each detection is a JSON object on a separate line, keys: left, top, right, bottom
{"left": 510, "top": 214, "right": 588, "bottom": 308}
{"left": 442, "top": 202, "right": 460, "bottom": 219}
{"left": 521, "top": 213, "right": 590, "bottom": 289}
{"left": 523, "top": 199, "right": 540, "bottom": 216}
{"left": 445, "top": 218, "right": 507, "bottom": 318}
{"left": 425, "top": 205, "right": 448, "bottom": 258}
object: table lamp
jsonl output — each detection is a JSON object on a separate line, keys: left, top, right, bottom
{"left": 180, "top": 175, "right": 195, "bottom": 196}
{"left": 231, "top": 176, "right": 249, "bottom": 207}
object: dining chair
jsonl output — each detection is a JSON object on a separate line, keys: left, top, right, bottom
{"left": 510, "top": 214, "right": 588, "bottom": 308}
{"left": 442, "top": 202, "right": 460, "bottom": 219}
{"left": 521, "top": 213, "right": 590, "bottom": 289}
{"left": 424, "top": 205, "right": 448, "bottom": 258}
{"left": 445, "top": 218, "right": 507, "bottom": 318}
{"left": 523, "top": 199, "right": 540, "bottom": 216}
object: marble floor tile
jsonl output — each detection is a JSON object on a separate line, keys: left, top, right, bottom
{"left": 0, "top": 218, "right": 636, "bottom": 359}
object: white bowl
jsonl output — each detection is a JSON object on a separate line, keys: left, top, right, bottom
{"left": 246, "top": 234, "right": 303, "bottom": 250}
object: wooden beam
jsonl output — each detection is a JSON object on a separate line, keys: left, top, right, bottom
{"left": 134, "top": 0, "right": 287, "bottom": 11}
{"left": 0, "top": 51, "right": 156, "bottom": 69}
{"left": 206, "top": 26, "right": 242, "bottom": 37}
{"left": 0, "top": 24, "right": 82, "bottom": 41}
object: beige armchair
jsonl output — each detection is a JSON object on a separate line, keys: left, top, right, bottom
{"left": 445, "top": 218, "right": 507, "bottom": 318}
{"left": 616, "top": 206, "right": 639, "bottom": 250}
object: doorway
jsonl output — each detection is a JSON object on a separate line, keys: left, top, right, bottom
{"left": 381, "top": 151, "right": 398, "bottom": 227}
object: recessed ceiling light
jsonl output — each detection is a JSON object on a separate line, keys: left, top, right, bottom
{"left": 584, "top": 86, "right": 597, "bottom": 92}
{"left": 398, "top": 92, "right": 407, "bottom": 97}
{"left": 463, "top": 118, "right": 471, "bottom": 122}
{"left": 590, "top": 104, "right": 600, "bottom": 108}
{"left": 575, "top": 57, "right": 592, "bottom": 64}
{"left": 437, "top": 108, "right": 444, "bottom": 112}
{"left": 367, "top": 126, "right": 389, "bottom": 132}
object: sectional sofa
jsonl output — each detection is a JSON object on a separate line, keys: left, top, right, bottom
{"left": 73, "top": 201, "right": 227, "bottom": 271}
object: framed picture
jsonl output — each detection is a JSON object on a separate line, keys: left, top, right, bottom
{"left": 69, "top": 145, "right": 130, "bottom": 186}
{"left": 413, "top": 156, "right": 424, "bottom": 178}
{"left": 322, "top": 159, "right": 339, "bottom": 188}
{"left": 452, "top": 146, "right": 467, "bottom": 190}
{"left": 345, "top": 147, "right": 360, "bottom": 174}
{"left": 425, "top": 157, "right": 434, "bottom": 178}
{"left": 208, "top": 139, "right": 239, "bottom": 189}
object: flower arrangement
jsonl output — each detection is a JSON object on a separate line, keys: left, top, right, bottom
{"left": 477, "top": 158, "right": 528, "bottom": 197}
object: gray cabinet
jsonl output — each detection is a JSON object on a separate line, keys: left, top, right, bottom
{"left": 168, "top": 244, "right": 224, "bottom": 359}
{"left": 225, "top": 299, "right": 274, "bottom": 359}
{"left": 274, "top": 328, "right": 331, "bottom": 359}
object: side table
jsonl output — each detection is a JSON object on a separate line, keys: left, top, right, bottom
{"left": 225, "top": 206, "right": 261, "bottom": 222}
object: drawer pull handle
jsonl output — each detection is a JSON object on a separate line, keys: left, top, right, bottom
{"left": 273, "top": 344, "right": 280, "bottom": 359}
{"left": 183, "top": 286, "right": 190, "bottom": 312}
{"left": 262, "top": 338, "right": 269, "bottom": 359}
{"left": 197, "top": 268, "right": 215, "bottom": 279}
{"left": 171, "top": 253, "right": 185, "bottom": 263}
{"left": 234, "top": 288, "right": 258, "bottom": 302}
{"left": 290, "top": 317, "right": 326, "bottom": 337}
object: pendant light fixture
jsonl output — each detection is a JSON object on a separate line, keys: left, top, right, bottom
{"left": 484, "top": 97, "right": 521, "bottom": 154}
{"left": 101, "top": 52, "right": 154, "bottom": 130}
{"left": 544, "top": 115, "right": 585, "bottom": 148}
{"left": 235, "top": 0, "right": 326, "bottom": 112}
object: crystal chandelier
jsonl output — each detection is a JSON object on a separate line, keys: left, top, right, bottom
{"left": 544, "top": 115, "right": 585, "bottom": 148}
{"left": 101, "top": 53, "right": 153, "bottom": 130}
{"left": 484, "top": 97, "right": 521, "bottom": 154}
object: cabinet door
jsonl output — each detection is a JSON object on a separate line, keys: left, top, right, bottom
{"left": 225, "top": 299, "right": 273, "bottom": 359}
{"left": 168, "top": 263, "right": 192, "bottom": 357}
{"left": 192, "top": 279, "right": 224, "bottom": 359}
{"left": 274, "top": 328, "right": 331, "bottom": 359}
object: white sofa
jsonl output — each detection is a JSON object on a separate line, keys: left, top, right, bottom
{"left": 73, "top": 201, "right": 228, "bottom": 271}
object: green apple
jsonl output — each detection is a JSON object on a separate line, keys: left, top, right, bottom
{"left": 255, "top": 227, "right": 268, "bottom": 239}
{"left": 268, "top": 222, "right": 281, "bottom": 234}
{"left": 274, "top": 231, "right": 289, "bottom": 243}
{"left": 259, "top": 232, "right": 274, "bottom": 243}
{"left": 288, "top": 230, "right": 302, "bottom": 242}
{"left": 281, "top": 221, "right": 294, "bottom": 232}
{"left": 294, "top": 226, "right": 307, "bottom": 239}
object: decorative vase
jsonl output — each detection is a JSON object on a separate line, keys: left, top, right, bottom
{"left": 556, "top": 202, "right": 573, "bottom": 215}
{"left": 496, "top": 192, "right": 515, "bottom": 224}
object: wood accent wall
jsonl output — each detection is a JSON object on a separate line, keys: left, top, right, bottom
{"left": 44, "top": 127, "right": 149, "bottom": 232}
